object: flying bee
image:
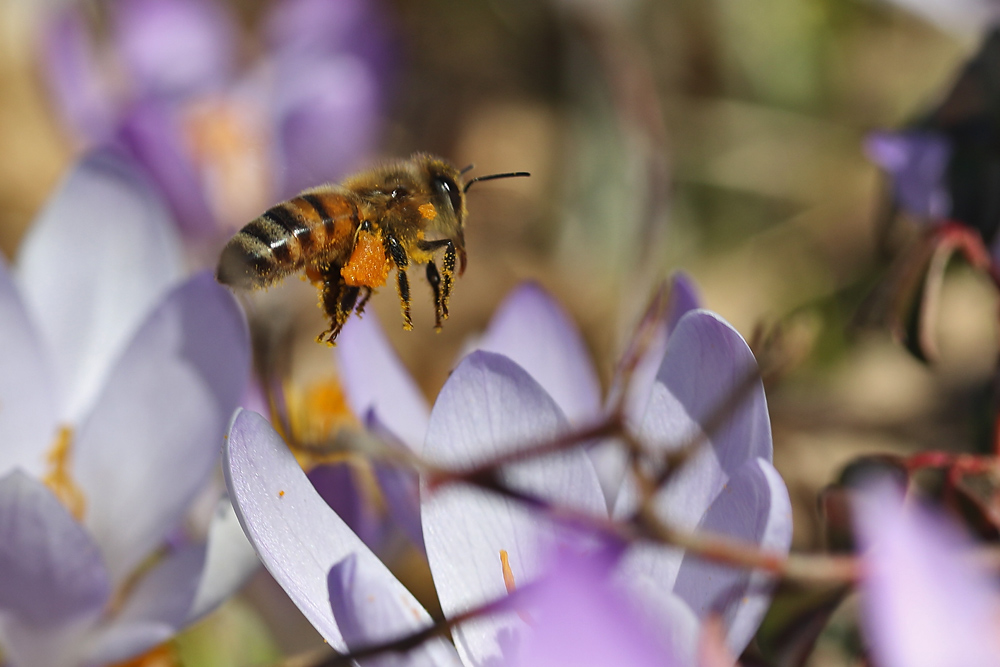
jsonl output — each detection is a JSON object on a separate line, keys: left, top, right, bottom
{"left": 216, "top": 153, "right": 529, "bottom": 344}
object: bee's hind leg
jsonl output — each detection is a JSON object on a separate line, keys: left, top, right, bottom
{"left": 318, "top": 269, "right": 359, "bottom": 345}
{"left": 354, "top": 286, "right": 374, "bottom": 317}
{"left": 386, "top": 235, "right": 413, "bottom": 331}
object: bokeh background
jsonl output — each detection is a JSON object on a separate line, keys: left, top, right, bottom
{"left": 0, "top": 0, "right": 995, "bottom": 664}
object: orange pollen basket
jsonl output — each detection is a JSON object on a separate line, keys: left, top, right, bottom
{"left": 341, "top": 227, "right": 391, "bottom": 288}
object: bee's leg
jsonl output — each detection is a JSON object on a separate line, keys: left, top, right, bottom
{"left": 319, "top": 266, "right": 359, "bottom": 344}
{"left": 426, "top": 261, "right": 444, "bottom": 331}
{"left": 386, "top": 235, "right": 413, "bottom": 331}
{"left": 355, "top": 286, "right": 374, "bottom": 317}
{"left": 418, "top": 239, "right": 457, "bottom": 320}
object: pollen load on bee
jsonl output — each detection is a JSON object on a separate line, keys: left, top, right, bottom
{"left": 216, "top": 152, "right": 529, "bottom": 344}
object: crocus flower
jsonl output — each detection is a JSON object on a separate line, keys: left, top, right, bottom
{"left": 225, "top": 278, "right": 791, "bottom": 664}
{"left": 854, "top": 484, "right": 1000, "bottom": 667}
{"left": 41, "top": 0, "right": 389, "bottom": 239}
{"left": 0, "top": 150, "right": 255, "bottom": 666}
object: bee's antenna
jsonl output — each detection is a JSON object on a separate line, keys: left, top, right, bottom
{"left": 460, "top": 164, "right": 475, "bottom": 175}
{"left": 463, "top": 171, "right": 531, "bottom": 193}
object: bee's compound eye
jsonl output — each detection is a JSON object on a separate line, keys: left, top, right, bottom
{"left": 434, "top": 176, "right": 462, "bottom": 214}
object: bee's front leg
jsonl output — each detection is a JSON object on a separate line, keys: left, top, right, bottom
{"left": 386, "top": 235, "right": 413, "bottom": 331}
{"left": 418, "top": 239, "right": 457, "bottom": 320}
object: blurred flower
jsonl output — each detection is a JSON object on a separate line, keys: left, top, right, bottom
{"left": 511, "top": 547, "right": 688, "bottom": 667}
{"left": 862, "top": 30, "right": 1000, "bottom": 360}
{"left": 41, "top": 0, "right": 390, "bottom": 239}
{"left": 854, "top": 484, "right": 1000, "bottom": 666}
{"left": 0, "top": 151, "right": 255, "bottom": 667}
{"left": 872, "top": 0, "right": 1000, "bottom": 35}
{"left": 224, "top": 277, "right": 791, "bottom": 663}
{"left": 865, "top": 131, "right": 951, "bottom": 222}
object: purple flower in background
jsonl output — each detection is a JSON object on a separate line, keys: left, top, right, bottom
{"left": 0, "top": 151, "right": 255, "bottom": 667}
{"left": 41, "top": 0, "right": 390, "bottom": 239}
{"left": 224, "top": 275, "right": 791, "bottom": 664}
{"left": 854, "top": 485, "right": 1000, "bottom": 667}
{"left": 865, "top": 130, "right": 952, "bottom": 222}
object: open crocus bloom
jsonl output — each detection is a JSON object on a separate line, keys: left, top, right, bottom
{"left": 225, "top": 279, "right": 792, "bottom": 664}
{"left": 0, "top": 152, "right": 255, "bottom": 666}
{"left": 854, "top": 484, "right": 1000, "bottom": 666}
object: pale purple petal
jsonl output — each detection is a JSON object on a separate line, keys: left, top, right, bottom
{"left": 309, "top": 462, "right": 386, "bottom": 551}
{"left": 865, "top": 131, "right": 951, "bottom": 220}
{"left": 113, "top": 0, "right": 236, "bottom": 98}
{"left": 672, "top": 458, "right": 793, "bottom": 655}
{"left": 595, "top": 272, "right": 703, "bottom": 505}
{"left": 15, "top": 151, "right": 183, "bottom": 422}
{"left": 474, "top": 282, "right": 602, "bottom": 425}
{"left": 0, "top": 257, "right": 57, "bottom": 478}
{"left": 514, "top": 550, "right": 685, "bottom": 667}
{"left": 40, "top": 8, "right": 117, "bottom": 141}
{"left": 327, "top": 553, "right": 463, "bottom": 667}
{"left": 421, "top": 351, "right": 606, "bottom": 667}
{"left": 335, "top": 311, "right": 429, "bottom": 451}
{"left": 272, "top": 55, "right": 380, "bottom": 197}
{"left": 614, "top": 310, "right": 771, "bottom": 594}
{"left": 0, "top": 470, "right": 110, "bottom": 626}
{"left": 117, "top": 100, "right": 218, "bottom": 237}
{"left": 856, "top": 484, "right": 1000, "bottom": 667}
{"left": 619, "top": 310, "right": 772, "bottom": 522}
{"left": 186, "top": 496, "right": 260, "bottom": 620}
{"left": 665, "top": 271, "right": 702, "bottom": 335}
{"left": 83, "top": 545, "right": 205, "bottom": 665}
{"left": 368, "top": 412, "right": 424, "bottom": 550}
{"left": 224, "top": 409, "right": 433, "bottom": 650}
{"left": 73, "top": 273, "right": 249, "bottom": 584}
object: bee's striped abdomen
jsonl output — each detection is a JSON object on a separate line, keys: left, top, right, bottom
{"left": 216, "top": 192, "right": 359, "bottom": 290}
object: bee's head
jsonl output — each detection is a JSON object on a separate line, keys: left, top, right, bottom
{"left": 413, "top": 153, "right": 529, "bottom": 273}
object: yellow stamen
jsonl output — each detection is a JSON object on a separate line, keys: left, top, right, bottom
{"left": 499, "top": 549, "right": 517, "bottom": 594}
{"left": 108, "top": 642, "right": 178, "bottom": 667}
{"left": 285, "top": 378, "right": 357, "bottom": 464}
{"left": 499, "top": 550, "right": 533, "bottom": 625}
{"left": 42, "top": 426, "right": 86, "bottom": 521}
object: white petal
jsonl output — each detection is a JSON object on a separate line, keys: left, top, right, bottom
{"left": 187, "top": 495, "right": 260, "bottom": 621}
{"left": 336, "top": 310, "right": 429, "bottom": 451}
{"left": 0, "top": 257, "right": 57, "bottom": 478}
{"left": 15, "top": 151, "right": 183, "bottom": 421}
{"left": 73, "top": 274, "right": 249, "bottom": 584}
{"left": 474, "top": 282, "right": 602, "bottom": 425}
{"left": 328, "top": 553, "right": 463, "bottom": 667}
{"left": 672, "top": 458, "right": 793, "bottom": 655}
{"left": 421, "top": 351, "right": 606, "bottom": 667}
{"left": 83, "top": 546, "right": 205, "bottom": 666}
{"left": 224, "top": 409, "right": 433, "bottom": 650}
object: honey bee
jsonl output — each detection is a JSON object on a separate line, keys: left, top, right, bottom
{"left": 216, "top": 153, "right": 529, "bottom": 343}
